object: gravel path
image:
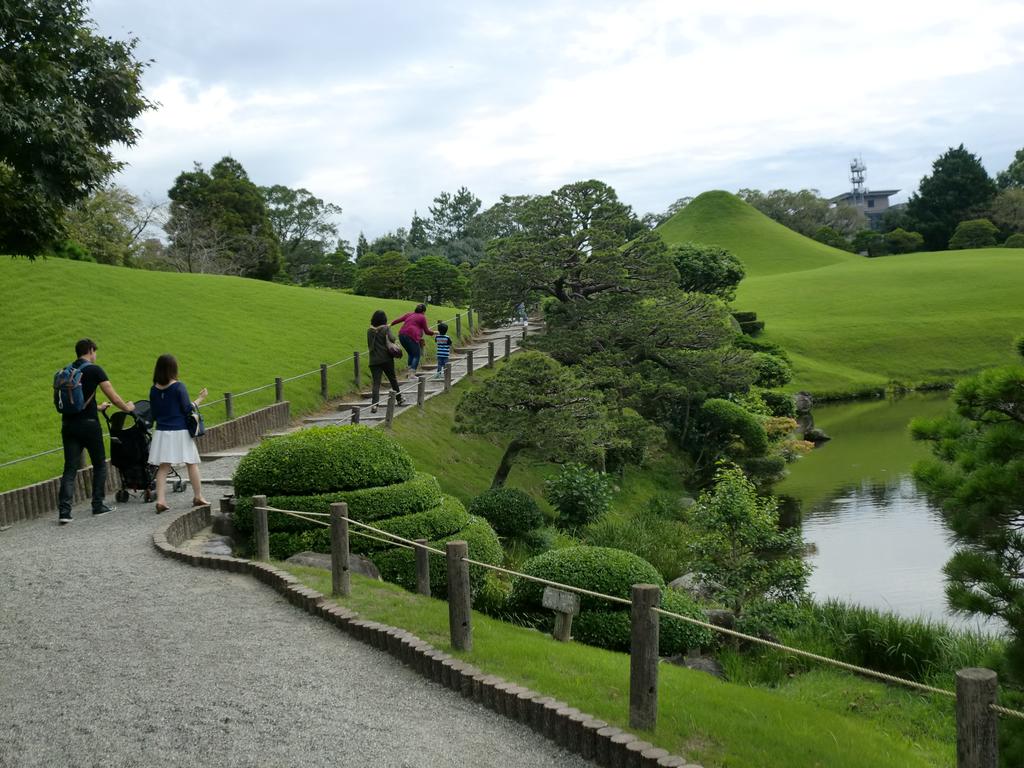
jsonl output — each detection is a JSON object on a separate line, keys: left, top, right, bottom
{"left": 0, "top": 494, "right": 590, "bottom": 768}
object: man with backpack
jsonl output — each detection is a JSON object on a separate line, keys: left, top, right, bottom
{"left": 55, "top": 338, "right": 135, "bottom": 525}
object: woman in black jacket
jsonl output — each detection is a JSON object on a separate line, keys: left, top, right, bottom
{"left": 367, "top": 310, "right": 404, "bottom": 413}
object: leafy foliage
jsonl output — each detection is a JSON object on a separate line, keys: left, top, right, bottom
{"left": 904, "top": 144, "right": 998, "bottom": 251}
{"left": 455, "top": 352, "right": 611, "bottom": 488}
{"left": 683, "top": 466, "right": 809, "bottom": 616}
{"left": 997, "top": 147, "right": 1024, "bottom": 190}
{"left": 353, "top": 250, "right": 410, "bottom": 298}
{"left": 468, "top": 487, "right": 545, "bottom": 538}
{"left": 669, "top": 242, "right": 746, "bottom": 300}
{"left": 403, "top": 255, "right": 469, "bottom": 305}
{"left": 233, "top": 425, "right": 415, "bottom": 497}
{"left": 813, "top": 226, "right": 852, "bottom": 252}
{"left": 0, "top": 0, "right": 152, "bottom": 256}
{"left": 544, "top": 463, "right": 613, "bottom": 530}
{"left": 573, "top": 589, "right": 712, "bottom": 655}
{"left": 737, "top": 189, "right": 862, "bottom": 237}
{"left": 1005, "top": 233, "right": 1024, "bottom": 249}
{"left": 912, "top": 348, "right": 1024, "bottom": 680}
{"left": 260, "top": 184, "right": 342, "bottom": 283}
{"left": 949, "top": 218, "right": 1000, "bottom": 250}
{"left": 884, "top": 228, "right": 925, "bottom": 254}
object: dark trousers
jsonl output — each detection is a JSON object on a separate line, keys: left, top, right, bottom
{"left": 399, "top": 333, "right": 422, "bottom": 370}
{"left": 59, "top": 418, "right": 106, "bottom": 513}
{"left": 370, "top": 361, "right": 401, "bottom": 405}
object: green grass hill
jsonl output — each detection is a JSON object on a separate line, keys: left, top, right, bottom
{"left": 0, "top": 258, "right": 462, "bottom": 492}
{"left": 658, "top": 191, "right": 1024, "bottom": 393}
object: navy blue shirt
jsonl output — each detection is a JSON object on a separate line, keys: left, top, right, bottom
{"left": 149, "top": 381, "right": 192, "bottom": 431}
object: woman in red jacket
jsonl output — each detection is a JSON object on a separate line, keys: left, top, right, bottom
{"left": 391, "top": 303, "right": 434, "bottom": 378}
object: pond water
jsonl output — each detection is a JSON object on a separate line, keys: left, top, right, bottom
{"left": 775, "top": 392, "right": 998, "bottom": 632}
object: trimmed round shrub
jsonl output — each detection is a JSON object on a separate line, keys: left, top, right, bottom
{"left": 373, "top": 515, "right": 502, "bottom": 599}
{"left": 468, "top": 487, "right": 544, "bottom": 538}
{"left": 508, "top": 546, "right": 663, "bottom": 614}
{"left": 544, "top": 464, "right": 613, "bottom": 530}
{"left": 1005, "top": 233, "right": 1024, "bottom": 249}
{"left": 573, "top": 590, "right": 712, "bottom": 655}
{"left": 233, "top": 472, "right": 442, "bottom": 534}
{"left": 233, "top": 425, "right": 415, "bottom": 497}
{"left": 266, "top": 494, "right": 469, "bottom": 560}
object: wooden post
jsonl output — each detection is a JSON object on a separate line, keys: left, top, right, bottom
{"left": 350, "top": 406, "right": 360, "bottom": 424}
{"left": 320, "top": 364, "right": 329, "bottom": 400}
{"left": 330, "top": 502, "right": 350, "bottom": 597}
{"left": 487, "top": 341, "right": 495, "bottom": 368}
{"left": 224, "top": 392, "right": 234, "bottom": 420}
{"left": 466, "top": 349, "right": 474, "bottom": 376}
{"left": 446, "top": 540, "right": 472, "bottom": 651}
{"left": 455, "top": 313, "right": 462, "bottom": 340}
{"left": 467, "top": 308, "right": 474, "bottom": 334}
{"left": 504, "top": 335, "right": 511, "bottom": 359}
{"left": 253, "top": 495, "right": 270, "bottom": 562}
{"left": 274, "top": 377, "right": 284, "bottom": 403}
{"left": 522, "top": 324, "right": 528, "bottom": 341}
{"left": 353, "top": 351, "right": 361, "bottom": 389}
{"left": 629, "top": 584, "right": 660, "bottom": 732}
{"left": 443, "top": 361, "right": 452, "bottom": 393}
{"left": 385, "top": 391, "right": 396, "bottom": 427}
{"left": 957, "top": 668, "right": 998, "bottom": 768}
{"left": 417, "top": 376, "right": 426, "bottom": 409}
{"left": 415, "top": 538, "right": 431, "bottom": 596}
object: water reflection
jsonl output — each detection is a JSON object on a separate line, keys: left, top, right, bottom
{"left": 775, "top": 393, "right": 1000, "bottom": 632}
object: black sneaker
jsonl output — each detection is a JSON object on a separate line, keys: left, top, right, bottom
{"left": 92, "top": 504, "right": 115, "bottom": 517}
{"left": 58, "top": 513, "right": 73, "bottom": 525}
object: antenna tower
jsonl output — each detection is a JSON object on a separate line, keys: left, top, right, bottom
{"left": 850, "top": 157, "right": 867, "bottom": 204}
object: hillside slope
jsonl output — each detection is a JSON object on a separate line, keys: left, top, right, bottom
{"left": 657, "top": 190, "right": 858, "bottom": 277}
{"left": 0, "top": 258, "right": 458, "bottom": 491}
{"left": 657, "top": 191, "right": 1024, "bottom": 393}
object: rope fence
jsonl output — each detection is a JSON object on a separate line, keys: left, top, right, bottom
{"left": 258, "top": 501, "right": 1023, "bottom": 735}
{"left": 2, "top": 308, "right": 486, "bottom": 473}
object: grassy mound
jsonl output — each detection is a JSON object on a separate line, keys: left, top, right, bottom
{"left": 0, "top": 258, "right": 467, "bottom": 491}
{"left": 657, "top": 191, "right": 1024, "bottom": 393}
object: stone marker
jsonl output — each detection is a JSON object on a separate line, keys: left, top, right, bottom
{"left": 542, "top": 586, "right": 580, "bottom": 642}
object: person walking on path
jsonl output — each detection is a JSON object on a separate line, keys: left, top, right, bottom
{"left": 148, "top": 354, "right": 208, "bottom": 513}
{"left": 391, "top": 303, "right": 433, "bottom": 378}
{"left": 431, "top": 321, "right": 452, "bottom": 380}
{"left": 55, "top": 338, "right": 135, "bottom": 525}
{"left": 368, "top": 310, "right": 404, "bottom": 414}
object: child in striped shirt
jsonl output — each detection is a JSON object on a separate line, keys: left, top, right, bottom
{"left": 432, "top": 322, "right": 452, "bottom": 379}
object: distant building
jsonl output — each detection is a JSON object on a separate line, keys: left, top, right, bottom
{"left": 830, "top": 158, "right": 899, "bottom": 231}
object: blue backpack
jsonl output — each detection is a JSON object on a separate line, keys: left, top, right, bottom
{"left": 53, "top": 362, "right": 94, "bottom": 414}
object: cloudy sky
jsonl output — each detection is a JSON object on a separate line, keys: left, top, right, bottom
{"left": 91, "top": 0, "right": 1024, "bottom": 242}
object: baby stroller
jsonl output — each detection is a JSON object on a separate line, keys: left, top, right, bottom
{"left": 104, "top": 400, "right": 183, "bottom": 502}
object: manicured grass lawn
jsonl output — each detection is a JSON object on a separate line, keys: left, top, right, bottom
{"left": 0, "top": 258, "right": 469, "bottom": 491}
{"left": 286, "top": 566, "right": 953, "bottom": 768}
{"left": 658, "top": 191, "right": 1024, "bottom": 394}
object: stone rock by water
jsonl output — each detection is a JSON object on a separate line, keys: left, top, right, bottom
{"left": 803, "top": 427, "right": 831, "bottom": 444}
{"left": 665, "top": 653, "right": 726, "bottom": 680}
{"left": 794, "top": 391, "right": 814, "bottom": 414}
{"left": 668, "top": 573, "right": 724, "bottom": 601}
{"left": 706, "top": 609, "right": 736, "bottom": 631}
{"left": 203, "top": 535, "right": 234, "bottom": 556}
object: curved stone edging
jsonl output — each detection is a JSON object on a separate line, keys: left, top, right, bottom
{"left": 152, "top": 506, "right": 701, "bottom": 768}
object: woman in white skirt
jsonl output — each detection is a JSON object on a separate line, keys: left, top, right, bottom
{"left": 149, "top": 353, "right": 208, "bottom": 513}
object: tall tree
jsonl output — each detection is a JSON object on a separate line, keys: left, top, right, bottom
{"left": 260, "top": 185, "right": 341, "bottom": 279}
{"left": 165, "top": 157, "right": 280, "bottom": 279}
{"left": 1, "top": 0, "right": 152, "bottom": 256}
{"left": 737, "top": 189, "right": 862, "bottom": 237}
{"left": 989, "top": 188, "right": 1024, "bottom": 235}
{"left": 997, "top": 147, "right": 1024, "bottom": 190}
{"left": 62, "top": 185, "right": 162, "bottom": 266}
{"left": 403, "top": 255, "right": 469, "bottom": 305}
{"left": 426, "top": 186, "right": 482, "bottom": 244}
{"left": 353, "top": 250, "right": 409, "bottom": 299}
{"left": 454, "top": 352, "right": 611, "bottom": 487}
{"left": 912, "top": 339, "right": 1024, "bottom": 679}
{"left": 471, "top": 180, "right": 675, "bottom": 321}
{"left": 904, "top": 144, "right": 998, "bottom": 251}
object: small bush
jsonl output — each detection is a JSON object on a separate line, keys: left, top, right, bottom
{"left": 1004, "top": 233, "right": 1024, "bottom": 249}
{"left": 233, "top": 425, "right": 415, "bottom": 497}
{"left": 757, "top": 390, "right": 796, "bottom": 418}
{"left": 573, "top": 589, "right": 713, "bottom": 655}
{"left": 509, "top": 545, "right": 663, "bottom": 614}
{"left": 233, "top": 472, "right": 442, "bottom": 534}
{"left": 468, "top": 487, "right": 544, "bottom": 538}
{"left": 544, "top": 464, "right": 613, "bottom": 530}
{"left": 584, "top": 498, "right": 691, "bottom": 581}
{"left": 949, "top": 218, "right": 999, "bottom": 250}
{"left": 372, "top": 515, "right": 502, "bottom": 600}
{"left": 751, "top": 352, "right": 792, "bottom": 388}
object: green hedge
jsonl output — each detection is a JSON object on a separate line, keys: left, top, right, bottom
{"left": 468, "top": 487, "right": 544, "bottom": 538}
{"left": 351, "top": 495, "right": 469, "bottom": 554}
{"left": 572, "top": 589, "right": 712, "bottom": 655}
{"left": 233, "top": 472, "right": 442, "bottom": 534}
{"left": 264, "top": 494, "right": 469, "bottom": 561}
{"left": 508, "top": 546, "right": 663, "bottom": 614}
{"left": 233, "top": 425, "right": 415, "bottom": 497}
{"left": 373, "top": 515, "right": 502, "bottom": 600}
